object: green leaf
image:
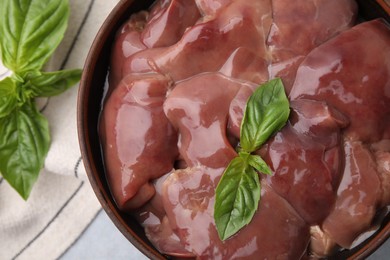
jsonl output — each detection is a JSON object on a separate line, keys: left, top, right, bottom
{"left": 247, "top": 154, "right": 272, "bottom": 175}
{"left": 0, "top": 101, "right": 50, "bottom": 199}
{"left": 214, "top": 156, "right": 261, "bottom": 240}
{"left": 240, "top": 78, "right": 290, "bottom": 152}
{"left": 0, "top": 77, "right": 18, "bottom": 118}
{"left": 28, "top": 69, "right": 82, "bottom": 97}
{"left": 0, "top": 0, "right": 69, "bottom": 73}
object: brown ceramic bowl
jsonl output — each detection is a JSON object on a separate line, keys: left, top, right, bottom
{"left": 77, "top": 0, "right": 390, "bottom": 259}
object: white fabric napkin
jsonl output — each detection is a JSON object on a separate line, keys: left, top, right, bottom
{"left": 0, "top": 1, "right": 120, "bottom": 259}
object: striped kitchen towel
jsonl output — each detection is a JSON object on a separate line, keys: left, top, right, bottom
{"left": 0, "top": 0, "right": 120, "bottom": 259}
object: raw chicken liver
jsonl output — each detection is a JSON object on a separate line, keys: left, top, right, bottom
{"left": 99, "top": 0, "right": 390, "bottom": 258}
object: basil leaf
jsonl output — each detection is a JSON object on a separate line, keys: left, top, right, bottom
{"left": 28, "top": 69, "right": 82, "bottom": 97}
{"left": 0, "top": 0, "right": 69, "bottom": 73}
{"left": 214, "top": 155, "right": 261, "bottom": 240}
{"left": 247, "top": 154, "right": 272, "bottom": 175}
{"left": 0, "top": 77, "right": 18, "bottom": 118}
{"left": 240, "top": 78, "right": 289, "bottom": 152}
{"left": 0, "top": 101, "right": 50, "bottom": 199}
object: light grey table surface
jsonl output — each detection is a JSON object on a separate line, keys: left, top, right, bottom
{"left": 61, "top": 210, "right": 390, "bottom": 260}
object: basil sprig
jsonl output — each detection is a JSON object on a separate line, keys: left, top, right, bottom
{"left": 214, "top": 78, "right": 289, "bottom": 240}
{"left": 0, "top": 0, "right": 82, "bottom": 199}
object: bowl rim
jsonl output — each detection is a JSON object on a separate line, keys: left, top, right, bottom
{"left": 77, "top": 0, "right": 165, "bottom": 259}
